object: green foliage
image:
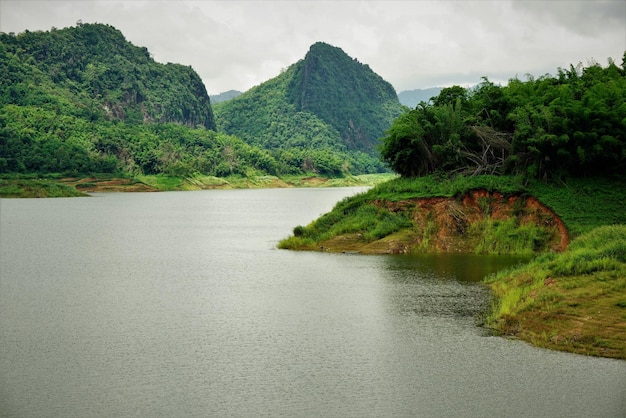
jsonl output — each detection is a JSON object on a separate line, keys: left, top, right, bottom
{"left": 547, "top": 225, "right": 626, "bottom": 275}
{"left": 528, "top": 177, "right": 626, "bottom": 237}
{"left": 381, "top": 57, "right": 626, "bottom": 180}
{"left": 0, "top": 103, "right": 280, "bottom": 177}
{"left": 0, "top": 178, "right": 87, "bottom": 197}
{"left": 287, "top": 42, "right": 403, "bottom": 153}
{"left": 469, "top": 218, "right": 552, "bottom": 255}
{"left": 297, "top": 197, "right": 413, "bottom": 244}
{"left": 365, "top": 174, "right": 527, "bottom": 201}
{"left": 485, "top": 225, "right": 626, "bottom": 358}
{"left": 214, "top": 42, "right": 402, "bottom": 175}
{"left": 0, "top": 23, "right": 215, "bottom": 129}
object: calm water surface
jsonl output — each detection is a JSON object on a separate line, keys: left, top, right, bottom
{"left": 1, "top": 188, "right": 625, "bottom": 417}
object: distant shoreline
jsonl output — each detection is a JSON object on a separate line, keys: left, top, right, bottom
{"left": 0, "top": 173, "right": 395, "bottom": 197}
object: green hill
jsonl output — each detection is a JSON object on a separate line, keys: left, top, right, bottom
{"left": 287, "top": 42, "right": 402, "bottom": 152}
{"left": 0, "top": 23, "right": 294, "bottom": 178}
{"left": 210, "top": 90, "right": 242, "bottom": 103}
{"left": 1, "top": 25, "right": 403, "bottom": 179}
{"left": 214, "top": 42, "right": 404, "bottom": 175}
{"left": 0, "top": 22, "right": 215, "bottom": 129}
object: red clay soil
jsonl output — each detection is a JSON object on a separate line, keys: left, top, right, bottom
{"left": 323, "top": 190, "right": 569, "bottom": 255}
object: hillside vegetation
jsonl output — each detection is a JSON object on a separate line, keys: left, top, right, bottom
{"left": 1, "top": 23, "right": 215, "bottom": 129}
{"left": 381, "top": 56, "right": 626, "bottom": 181}
{"left": 279, "top": 53, "right": 626, "bottom": 358}
{"left": 1, "top": 24, "right": 400, "bottom": 183}
{"left": 214, "top": 42, "right": 403, "bottom": 175}
{"left": 485, "top": 225, "right": 626, "bottom": 359}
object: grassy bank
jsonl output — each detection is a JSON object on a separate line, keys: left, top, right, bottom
{"left": 485, "top": 225, "right": 626, "bottom": 359}
{"left": 0, "top": 173, "right": 396, "bottom": 197}
{"left": 278, "top": 175, "right": 563, "bottom": 254}
{"left": 279, "top": 175, "right": 626, "bottom": 250}
{"left": 277, "top": 174, "right": 626, "bottom": 358}
{"left": 0, "top": 178, "right": 88, "bottom": 198}
{"left": 529, "top": 177, "right": 626, "bottom": 237}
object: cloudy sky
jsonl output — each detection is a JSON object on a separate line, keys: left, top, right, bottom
{"left": 2, "top": 1, "right": 625, "bottom": 95}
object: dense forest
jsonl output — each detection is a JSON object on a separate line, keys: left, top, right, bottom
{"left": 286, "top": 42, "right": 402, "bottom": 152}
{"left": 1, "top": 23, "right": 215, "bottom": 129}
{"left": 3, "top": 22, "right": 625, "bottom": 183}
{"left": 380, "top": 55, "right": 626, "bottom": 181}
{"left": 213, "top": 42, "right": 404, "bottom": 175}
{"left": 1, "top": 24, "right": 399, "bottom": 178}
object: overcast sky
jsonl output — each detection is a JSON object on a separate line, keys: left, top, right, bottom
{"left": 2, "top": 0, "right": 625, "bottom": 95}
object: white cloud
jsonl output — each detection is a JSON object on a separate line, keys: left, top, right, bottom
{"left": 1, "top": 0, "right": 624, "bottom": 94}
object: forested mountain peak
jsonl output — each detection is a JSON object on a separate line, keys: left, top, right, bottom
{"left": 287, "top": 42, "right": 402, "bottom": 151}
{"left": 214, "top": 41, "right": 403, "bottom": 175}
{"left": 0, "top": 22, "right": 215, "bottom": 129}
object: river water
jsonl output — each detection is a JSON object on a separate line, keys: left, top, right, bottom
{"left": 1, "top": 188, "right": 624, "bottom": 417}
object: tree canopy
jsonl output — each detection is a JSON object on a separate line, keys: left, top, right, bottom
{"left": 380, "top": 54, "right": 626, "bottom": 180}
{"left": 0, "top": 23, "right": 215, "bottom": 129}
{"left": 1, "top": 24, "right": 394, "bottom": 178}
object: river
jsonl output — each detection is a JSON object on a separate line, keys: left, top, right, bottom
{"left": 1, "top": 188, "right": 624, "bottom": 417}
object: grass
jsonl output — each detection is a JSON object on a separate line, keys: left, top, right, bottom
{"left": 278, "top": 194, "right": 414, "bottom": 250}
{"left": 485, "top": 225, "right": 626, "bottom": 359}
{"left": 278, "top": 174, "right": 563, "bottom": 254}
{"left": 0, "top": 172, "right": 393, "bottom": 197}
{"left": 0, "top": 178, "right": 88, "bottom": 198}
{"left": 528, "top": 176, "right": 626, "bottom": 238}
{"left": 469, "top": 218, "right": 553, "bottom": 256}
{"left": 362, "top": 174, "right": 528, "bottom": 201}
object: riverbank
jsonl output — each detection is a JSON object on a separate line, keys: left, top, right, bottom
{"left": 0, "top": 173, "right": 396, "bottom": 197}
{"left": 278, "top": 174, "right": 626, "bottom": 359}
{"left": 485, "top": 225, "right": 626, "bottom": 359}
{"left": 280, "top": 189, "right": 568, "bottom": 255}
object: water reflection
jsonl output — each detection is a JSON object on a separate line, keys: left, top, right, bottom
{"left": 383, "top": 253, "right": 532, "bottom": 283}
{"left": 2, "top": 191, "right": 624, "bottom": 418}
{"left": 379, "top": 254, "right": 531, "bottom": 321}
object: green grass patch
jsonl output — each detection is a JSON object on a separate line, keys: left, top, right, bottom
{"left": 362, "top": 174, "right": 528, "bottom": 201}
{"left": 469, "top": 218, "right": 554, "bottom": 255}
{"left": 134, "top": 174, "right": 186, "bottom": 191}
{"left": 485, "top": 225, "right": 626, "bottom": 359}
{"left": 279, "top": 191, "right": 414, "bottom": 250}
{"left": 527, "top": 177, "right": 626, "bottom": 238}
{"left": 0, "top": 179, "right": 87, "bottom": 198}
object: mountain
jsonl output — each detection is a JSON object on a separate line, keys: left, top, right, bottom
{"left": 0, "top": 26, "right": 398, "bottom": 178}
{"left": 210, "top": 90, "right": 242, "bottom": 103}
{"left": 214, "top": 42, "right": 403, "bottom": 173}
{"left": 397, "top": 87, "right": 443, "bottom": 108}
{"left": 286, "top": 42, "right": 403, "bottom": 152}
{"left": 0, "top": 22, "right": 215, "bottom": 129}
{"left": 0, "top": 23, "right": 292, "bottom": 177}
